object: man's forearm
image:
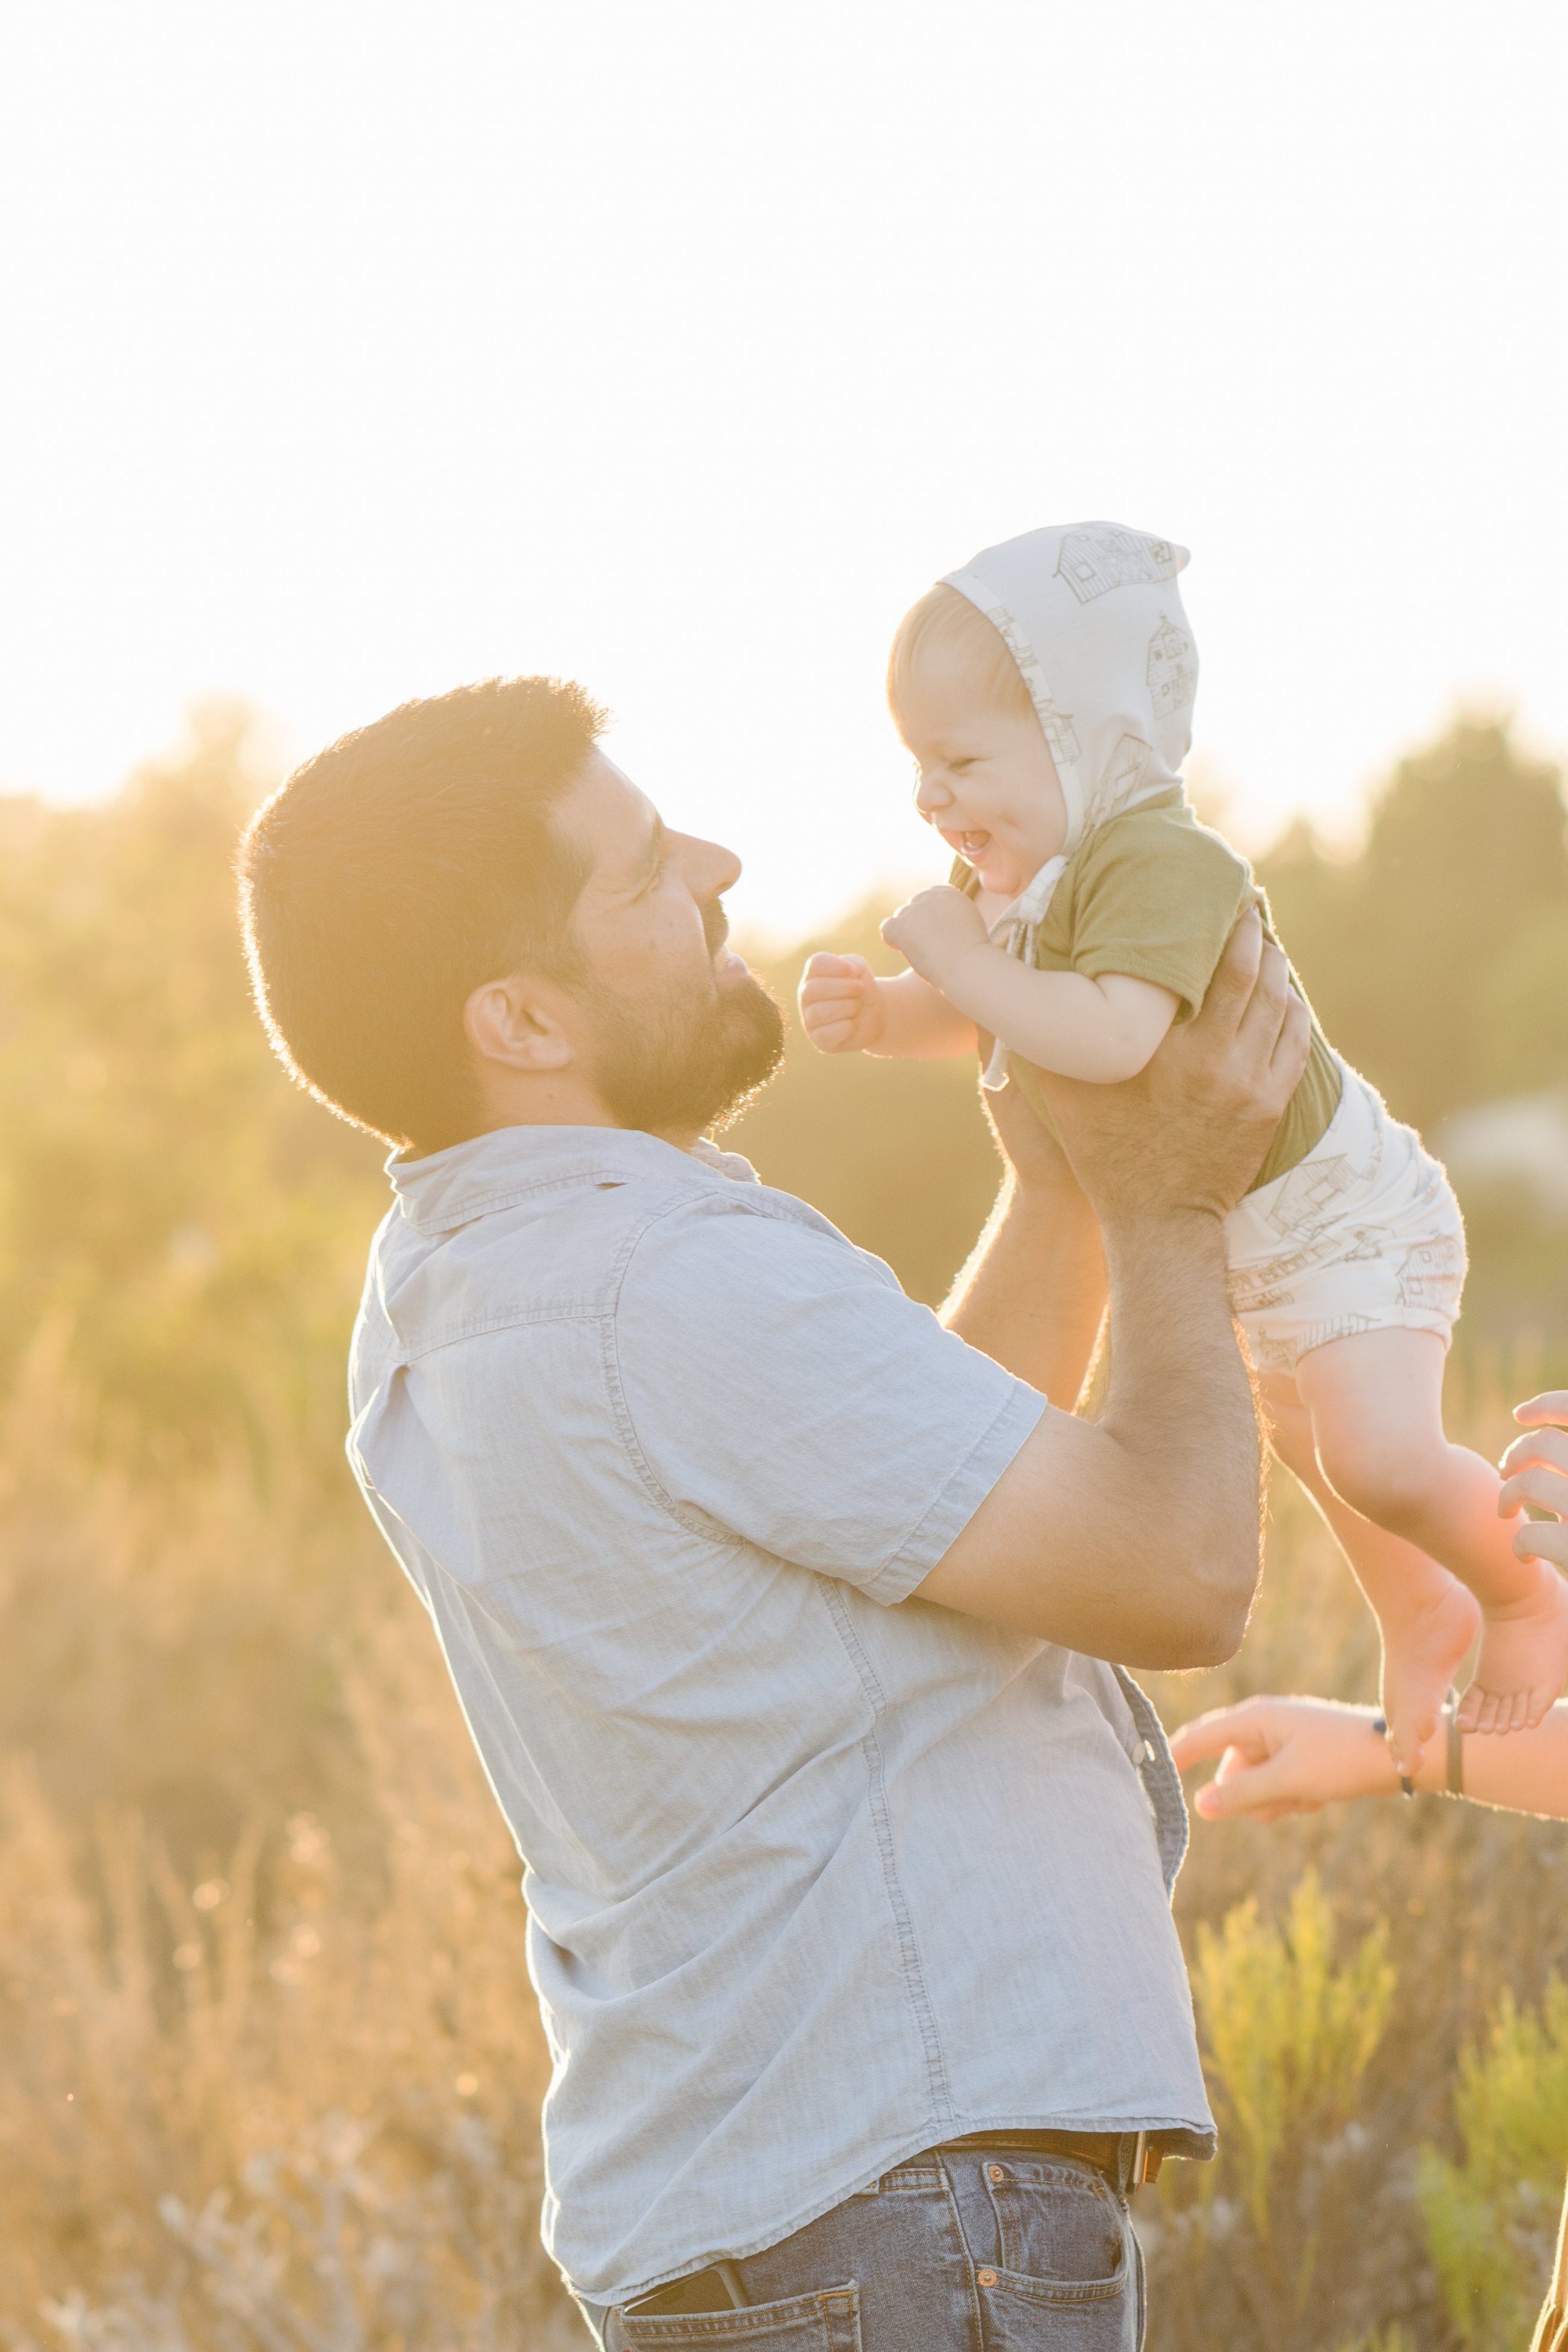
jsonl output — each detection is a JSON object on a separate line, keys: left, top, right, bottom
{"left": 920, "top": 1203, "right": 1264, "bottom": 1668}
{"left": 943, "top": 1169, "right": 1106, "bottom": 1409}
{"left": 1093, "top": 1205, "right": 1263, "bottom": 1654}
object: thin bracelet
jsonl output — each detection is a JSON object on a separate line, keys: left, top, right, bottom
{"left": 1371, "top": 1712, "right": 1415, "bottom": 1798}
{"left": 1443, "top": 1686, "right": 1465, "bottom": 1798}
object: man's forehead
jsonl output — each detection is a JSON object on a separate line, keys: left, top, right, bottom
{"left": 564, "top": 753, "right": 662, "bottom": 882}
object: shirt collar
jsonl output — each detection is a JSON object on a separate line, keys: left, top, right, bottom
{"left": 386, "top": 1123, "right": 759, "bottom": 1236}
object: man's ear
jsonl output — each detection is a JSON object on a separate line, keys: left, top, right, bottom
{"left": 463, "top": 974, "right": 575, "bottom": 1073}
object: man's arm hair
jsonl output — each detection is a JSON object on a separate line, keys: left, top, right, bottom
{"left": 915, "top": 913, "right": 1308, "bottom": 1670}
{"left": 941, "top": 1074, "right": 1106, "bottom": 1409}
{"left": 917, "top": 1206, "right": 1259, "bottom": 1667}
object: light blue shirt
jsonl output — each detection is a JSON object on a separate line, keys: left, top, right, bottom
{"left": 346, "top": 1123, "right": 1215, "bottom": 2304}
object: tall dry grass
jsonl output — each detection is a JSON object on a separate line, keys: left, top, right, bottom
{"left": 0, "top": 1342, "right": 578, "bottom": 2349}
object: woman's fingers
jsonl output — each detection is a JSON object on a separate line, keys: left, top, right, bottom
{"left": 1192, "top": 1743, "right": 1304, "bottom": 1820}
{"left": 1498, "top": 1465, "right": 1568, "bottom": 1519}
{"left": 1168, "top": 1700, "right": 1278, "bottom": 1772}
{"left": 1517, "top": 1518, "right": 1568, "bottom": 1570}
{"left": 1514, "top": 1392, "right": 1568, "bottom": 1428}
{"left": 1499, "top": 1425, "right": 1568, "bottom": 1480}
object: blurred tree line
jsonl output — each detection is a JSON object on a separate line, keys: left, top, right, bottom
{"left": 1, "top": 707, "right": 1564, "bottom": 1470}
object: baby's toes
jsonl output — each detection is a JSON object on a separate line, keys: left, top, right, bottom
{"left": 1455, "top": 1682, "right": 1486, "bottom": 1734}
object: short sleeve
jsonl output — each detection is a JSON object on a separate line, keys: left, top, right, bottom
{"left": 1064, "top": 811, "right": 1253, "bottom": 1020}
{"left": 611, "top": 1199, "right": 1045, "bottom": 1604}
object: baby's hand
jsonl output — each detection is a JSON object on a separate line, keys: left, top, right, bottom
{"left": 880, "top": 886, "right": 990, "bottom": 989}
{"left": 798, "top": 953, "right": 888, "bottom": 1053}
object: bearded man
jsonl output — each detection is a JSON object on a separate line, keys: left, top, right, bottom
{"left": 240, "top": 674, "right": 1307, "bottom": 2350}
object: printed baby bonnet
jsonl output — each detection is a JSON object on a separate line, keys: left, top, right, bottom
{"left": 941, "top": 521, "right": 1200, "bottom": 1083}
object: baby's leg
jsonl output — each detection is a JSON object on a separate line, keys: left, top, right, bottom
{"left": 1296, "top": 1328, "right": 1568, "bottom": 1734}
{"left": 1261, "top": 1375, "right": 1478, "bottom": 1774}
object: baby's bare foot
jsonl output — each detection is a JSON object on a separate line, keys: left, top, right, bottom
{"left": 1379, "top": 1577, "right": 1481, "bottom": 1775}
{"left": 1460, "top": 1558, "right": 1568, "bottom": 1734}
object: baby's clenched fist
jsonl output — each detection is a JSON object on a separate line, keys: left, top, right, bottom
{"left": 880, "top": 886, "right": 989, "bottom": 989}
{"left": 798, "top": 952, "right": 888, "bottom": 1054}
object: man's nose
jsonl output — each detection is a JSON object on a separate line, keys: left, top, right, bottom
{"left": 677, "top": 833, "right": 743, "bottom": 899}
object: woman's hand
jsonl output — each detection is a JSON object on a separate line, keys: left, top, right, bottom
{"left": 1500, "top": 1394, "right": 1568, "bottom": 1570}
{"left": 1168, "top": 1695, "right": 1400, "bottom": 1821}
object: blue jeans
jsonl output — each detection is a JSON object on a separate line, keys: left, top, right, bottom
{"left": 577, "top": 2142, "right": 1146, "bottom": 2349}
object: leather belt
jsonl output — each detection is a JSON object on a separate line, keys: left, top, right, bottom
{"left": 621, "top": 2131, "right": 1166, "bottom": 2317}
{"left": 949, "top": 2127, "right": 1165, "bottom": 2192}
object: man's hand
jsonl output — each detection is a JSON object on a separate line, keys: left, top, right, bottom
{"left": 881, "top": 886, "right": 990, "bottom": 991}
{"left": 1500, "top": 1394, "right": 1568, "bottom": 1570}
{"left": 1033, "top": 908, "right": 1310, "bottom": 1225}
{"left": 978, "top": 1057, "right": 1079, "bottom": 1195}
{"left": 798, "top": 953, "right": 888, "bottom": 1053}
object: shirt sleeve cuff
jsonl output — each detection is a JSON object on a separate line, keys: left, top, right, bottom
{"left": 858, "top": 1382, "right": 1048, "bottom": 1607}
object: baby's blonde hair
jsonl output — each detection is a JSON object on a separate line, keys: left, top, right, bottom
{"left": 886, "top": 583, "right": 1036, "bottom": 733}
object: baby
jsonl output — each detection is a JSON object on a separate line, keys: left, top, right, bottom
{"left": 800, "top": 522, "right": 1568, "bottom": 1771}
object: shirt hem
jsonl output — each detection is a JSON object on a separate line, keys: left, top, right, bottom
{"left": 561, "top": 2107, "right": 1217, "bottom": 2306}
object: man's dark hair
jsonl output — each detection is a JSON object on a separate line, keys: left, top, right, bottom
{"left": 239, "top": 675, "right": 605, "bottom": 1152}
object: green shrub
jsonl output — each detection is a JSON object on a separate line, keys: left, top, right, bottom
{"left": 1417, "top": 1978, "right": 1568, "bottom": 2349}
{"left": 1194, "top": 1871, "right": 1396, "bottom": 2243}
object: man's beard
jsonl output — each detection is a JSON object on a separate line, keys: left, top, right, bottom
{"left": 590, "top": 909, "right": 785, "bottom": 1138}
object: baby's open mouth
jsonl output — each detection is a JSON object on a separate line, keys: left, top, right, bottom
{"left": 940, "top": 827, "right": 992, "bottom": 862}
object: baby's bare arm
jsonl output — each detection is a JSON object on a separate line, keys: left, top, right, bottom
{"left": 798, "top": 953, "right": 977, "bottom": 1057}
{"left": 949, "top": 955, "right": 1179, "bottom": 1081}
{"left": 872, "top": 970, "right": 978, "bottom": 1059}
{"left": 881, "top": 885, "right": 1179, "bottom": 1081}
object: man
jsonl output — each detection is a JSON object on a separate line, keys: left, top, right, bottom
{"left": 240, "top": 674, "right": 1308, "bottom": 2347}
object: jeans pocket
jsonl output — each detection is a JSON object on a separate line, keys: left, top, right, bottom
{"left": 613, "top": 2282, "right": 861, "bottom": 2350}
{"left": 976, "top": 2159, "right": 1136, "bottom": 2348}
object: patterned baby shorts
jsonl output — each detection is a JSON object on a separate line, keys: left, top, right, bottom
{"left": 1224, "top": 1061, "right": 1468, "bottom": 1377}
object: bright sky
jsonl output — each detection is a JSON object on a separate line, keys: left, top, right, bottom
{"left": 2, "top": 1, "right": 1564, "bottom": 939}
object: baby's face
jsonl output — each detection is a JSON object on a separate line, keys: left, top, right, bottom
{"left": 899, "top": 650, "right": 1067, "bottom": 900}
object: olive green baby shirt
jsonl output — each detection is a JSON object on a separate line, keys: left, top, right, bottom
{"left": 956, "top": 790, "right": 1342, "bottom": 1195}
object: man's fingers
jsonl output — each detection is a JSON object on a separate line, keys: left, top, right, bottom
{"left": 1193, "top": 906, "right": 1263, "bottom": 1037}
{"left": 1231, "top": 936, "right": 1291, "bottom": 1062}
{"left": 1267, "top": 983, "right": 1312, "bottom": 1094}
